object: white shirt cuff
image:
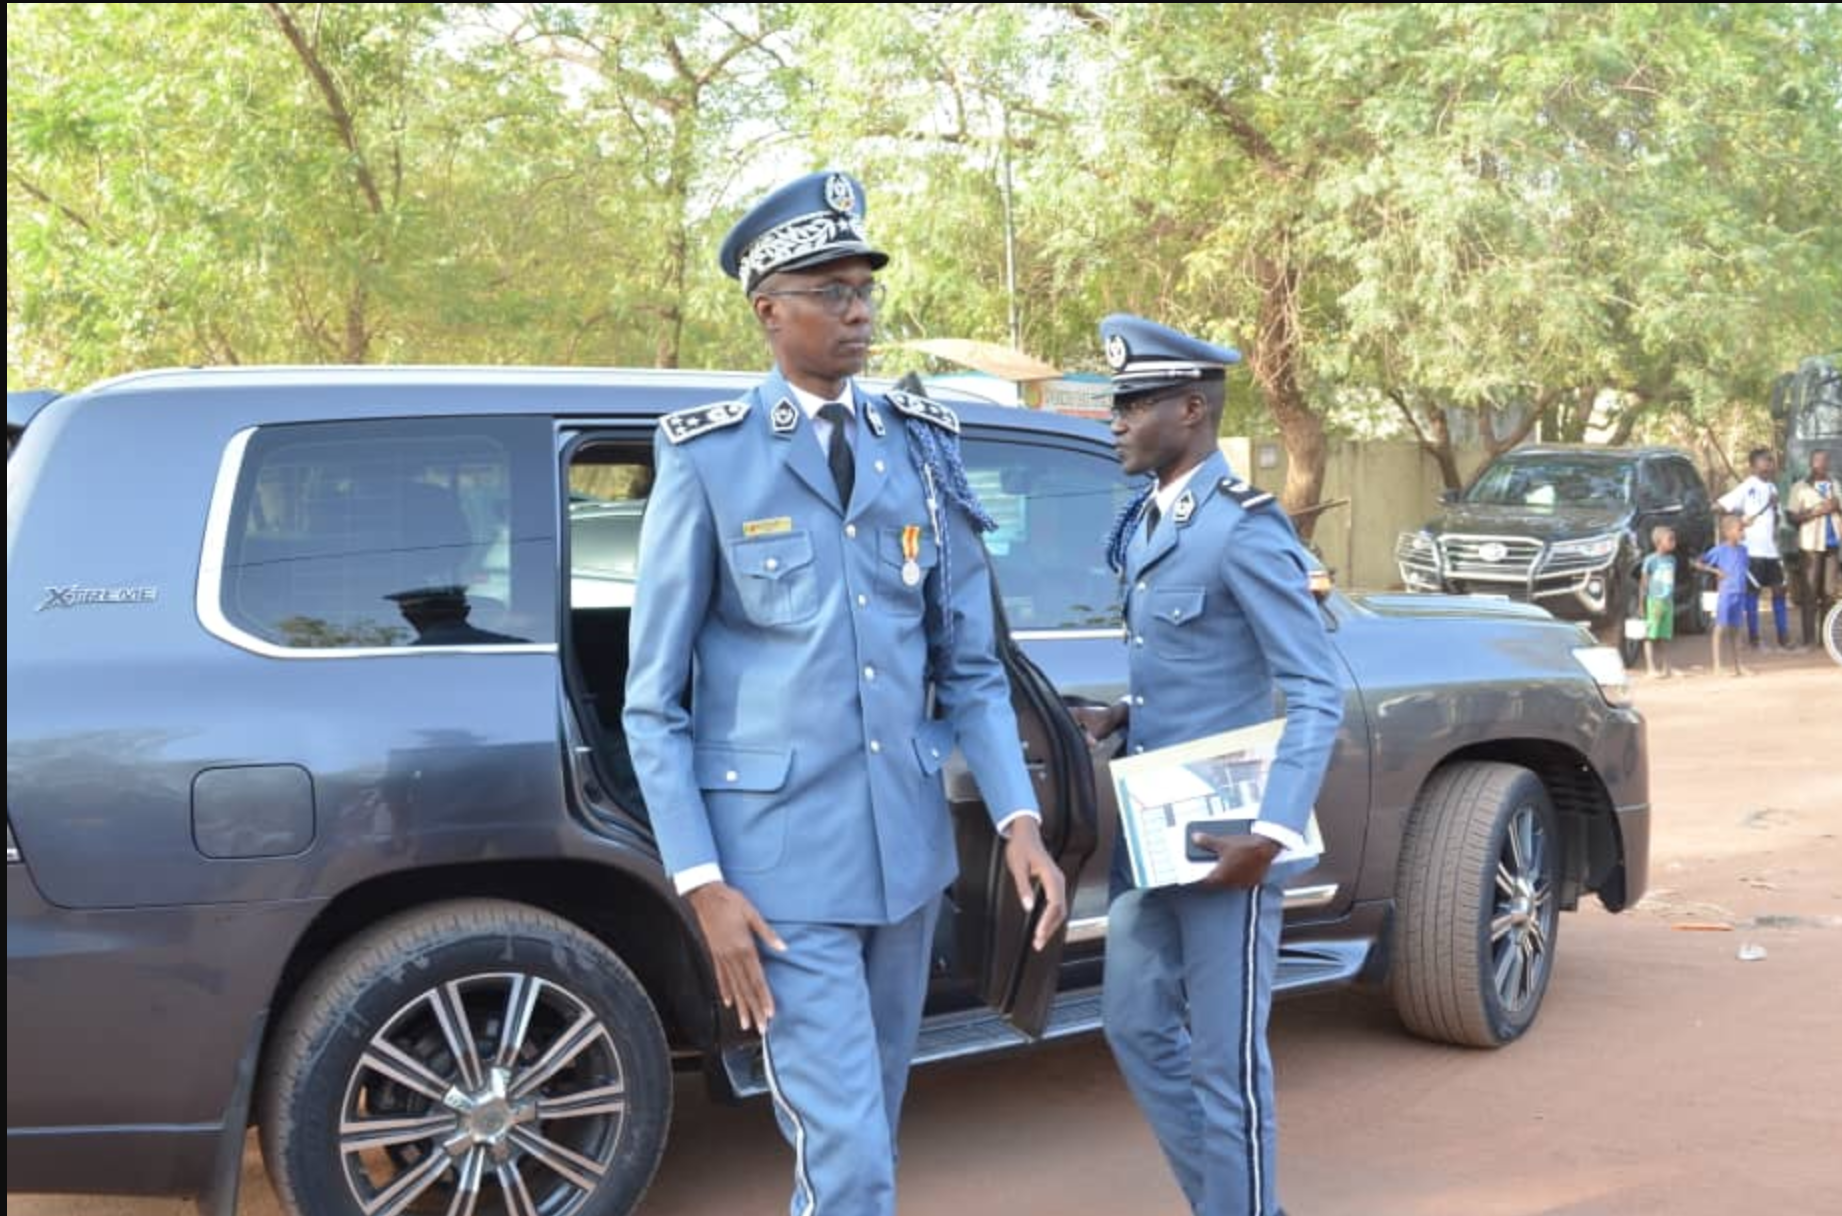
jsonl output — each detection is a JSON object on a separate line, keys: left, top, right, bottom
{"left": 1250, "top": 821, "right": 1309, "bottom": 855}
{"left": 996, "top": 809, "right": 1042, "bottom": 838}
{"left": 673, "top": 862, "right": 726, "bottom": 896}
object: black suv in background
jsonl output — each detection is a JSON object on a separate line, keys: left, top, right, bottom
{"left": 1397, "top": 445, "right": 1717, "bottom": 657}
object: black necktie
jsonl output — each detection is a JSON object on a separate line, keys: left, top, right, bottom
{"left": 817, "top": 402, "right": 856, "bottom": 506}
{"left": 1145, "top": 500, "right": 1162, "bottom": 537}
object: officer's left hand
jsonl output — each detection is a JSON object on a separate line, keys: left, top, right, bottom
{"left": 1191, "top": 833, "right": 1283, "bottom": 890}
{"left": 1003, "top": 818, "right": 1068, "bottom": 950}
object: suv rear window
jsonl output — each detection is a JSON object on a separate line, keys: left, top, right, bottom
{"left": 961, "top": 436, "right": 1135, "bottom": 630}
{"left": 217, "top": 417, "right": 555, "bottom": 650}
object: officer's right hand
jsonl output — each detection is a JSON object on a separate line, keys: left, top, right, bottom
{"left": 687, "top": 883, "right": 787, "bottom": 1033}
{"left": 1069, "top": 702, "right": 1127, "bottom": 745}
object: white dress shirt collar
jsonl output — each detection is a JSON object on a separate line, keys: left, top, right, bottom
{"left": 1153, "top": 460, "right": 1208, "bottom": 519}
{"left": 786, "top": 380, "right": 855, "bottom": 420}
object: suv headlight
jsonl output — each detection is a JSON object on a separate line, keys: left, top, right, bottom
{"left": 1548, "top": 533, "right": 1620, "bottom": 562}
{"left": 1572, "top": 645, "right": 1633, "bottom": 707}
{"left": 1396, "top": 531, "right": 1442, "bottom": 590}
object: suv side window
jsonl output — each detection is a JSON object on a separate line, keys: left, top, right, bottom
{"left": 960, "top": 436, "right": 1135, "bottom": 630}
{"left": 218, "top": 417, "right": 555, "bottom": 651}
{"left": 1637, "top": 460, "right": 1673, "bottom": 509}
{"left": 1665, "top": 459, "right": 1707, "bottom": 508}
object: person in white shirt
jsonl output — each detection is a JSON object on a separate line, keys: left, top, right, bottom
{"left": 1718, "top": 447, "right": 1797, "bottom": 651}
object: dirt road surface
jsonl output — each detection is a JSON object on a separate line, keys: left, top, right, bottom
{"left": 13, "top": 640, "right": 1839, "bottom": 1216}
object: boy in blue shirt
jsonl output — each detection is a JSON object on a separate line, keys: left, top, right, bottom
{"left": 1695, "top": 514, "right": 1754, "bottom": 677}
{"left": 1639, "top": 525, "right": 1678, "bottom": 678}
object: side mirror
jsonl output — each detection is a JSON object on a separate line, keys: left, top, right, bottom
{"left": 1438, "top": 488, "right": 1460, "bottom": 505}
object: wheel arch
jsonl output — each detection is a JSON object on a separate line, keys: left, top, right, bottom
{"left": 1431, "top": 740, "right": 1628, "bottom": 912}
{"left": 250, "top": 859, "right": 717, "bottom": 1129}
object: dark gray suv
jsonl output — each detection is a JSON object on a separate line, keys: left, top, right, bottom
{"left": 8, "top": 368, "right": 1649, "bottom": 1216}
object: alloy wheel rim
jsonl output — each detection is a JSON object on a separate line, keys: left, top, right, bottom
{"left": 336, "top": 972, "right": 627, "bottom": 1216}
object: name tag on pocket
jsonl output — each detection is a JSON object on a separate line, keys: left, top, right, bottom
{"left": 743, "top": 516, "right": 794, "bottom": 537}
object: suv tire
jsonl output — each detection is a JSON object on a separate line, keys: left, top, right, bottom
{"left": 259, "top": 899, "right": 671, "bottom": 1216}
{"left": 1612, "top": 564, "right": 1645, "bottom": 667}
{"left": 1390, "top": 762, "right": 1561, "bottom": 1048}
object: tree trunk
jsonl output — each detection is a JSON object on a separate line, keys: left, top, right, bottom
{"left": 1388, "top": 388, "right": 1463, "bottom": 489}
{"left": 656, "top": 125, "right": 693, "bottom": 369}
{"left": 1249, "top": 242, "right": 1326, "bottom": 539}
{"left": 1548, "top": 388, "right": 1596, "bottom": 444}
{"left": 1480, "top": 388, "right": 1559, "bottom": 465}
{"left": 1425, "top": 407, "right": 1461, "bottom": 488}
{"left": 342, "top": 285, "right": 370, "bottom": 363}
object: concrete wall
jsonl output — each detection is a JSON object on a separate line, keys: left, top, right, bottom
{"left": 1220, "top": 438, "right": 1491, "bottom": 592}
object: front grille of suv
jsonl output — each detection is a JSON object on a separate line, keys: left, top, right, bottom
{"left": 1438, "top": 535, "right": 1543, "bottom": 581}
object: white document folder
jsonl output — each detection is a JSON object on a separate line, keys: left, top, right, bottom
{"left": 1108, "top": 718, "right": 1323, "bottom": 888}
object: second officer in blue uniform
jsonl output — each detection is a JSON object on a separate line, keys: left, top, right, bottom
{"left": 1074, "top": 315, "right": 1343, "bottom": 1216}
{"left": 623, "top": 170, "right": 1066, "bottom": 1216}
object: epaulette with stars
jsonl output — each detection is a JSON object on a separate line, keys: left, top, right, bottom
{"left": 883, "top": 390, "right": 960, "bottom": 435}
{"left": 1218, "top": 477, "right": 1277, "bottom": 511}
{"left": 660, "top": 400, "right": 751, "bottom": 445}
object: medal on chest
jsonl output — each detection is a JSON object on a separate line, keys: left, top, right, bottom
{"left": 901, "top": 524, "right": 923, "bottom": 586}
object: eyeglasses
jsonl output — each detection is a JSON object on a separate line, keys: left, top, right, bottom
{"left": 759, "top": 281, "right": 887, "bottom": 315}
{"left": 1109, "top": 390, "right": 1187, "bottom": 422}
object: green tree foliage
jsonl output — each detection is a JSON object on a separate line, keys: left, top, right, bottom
{"left": 11, "top": 3, "right": 1839, "bottom": 520}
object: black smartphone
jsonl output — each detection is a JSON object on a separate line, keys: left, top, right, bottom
{"left": 1184, "top": 818, "right": 1255, "bottom": 862}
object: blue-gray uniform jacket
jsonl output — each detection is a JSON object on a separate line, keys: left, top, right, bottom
{"left": 623, "top": 370, "right": 1038, "bottom": 926}
{"left": 1122, "top": 450, "right": 1342, "bottom": 843}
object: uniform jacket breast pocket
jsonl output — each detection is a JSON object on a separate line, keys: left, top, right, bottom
{"left": 728, "top": 531, "right": 818, "bottom": 627}
{"left": 1148, "top": 586, "right": 1214, "bottom": 660}
{"left": 694, "top": 745, "right": 793, "bottom": 873}
{"left": 878, "top": 526, "right": 939, "bottom": 618}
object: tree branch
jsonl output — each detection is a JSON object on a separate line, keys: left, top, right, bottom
{"left": 8, "top": 168, "right": 98, "bottom": 232}
{"left": 1057, "top": 3, "right": 1287, "bottom": 173}
{"left": 1386, "top": 387, "right": 1433, "bottom": 449}
{"left": 265, "top": 2, "right": 384, "bottom": 216}
{"left": 690, "top": 5, "right": 784, "bottom": 84}
{"left": 1488, "top": 387, "right": 1562, "bottom": 457}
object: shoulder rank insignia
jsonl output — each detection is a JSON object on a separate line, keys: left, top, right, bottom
{"left": 661, "top": 400, "right": 751, "bottom": 445}
{"left": 1218, "top": 477, "right": 1277, "bottom": 510}
{"left": 884, "top": 389, "right": 960, "bottom": 435}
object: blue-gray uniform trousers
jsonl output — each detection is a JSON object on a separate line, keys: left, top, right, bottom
{"left": 1105, "top": 882, "right": 1286, "bottom": 1216}
{"left": 760, "top": 899, "right": 941, "bottom": 1216}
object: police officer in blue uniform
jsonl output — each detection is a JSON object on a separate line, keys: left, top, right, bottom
{"left": 1073, "top": 315, "right": 1342, "bottom": 1216}
{"left": 622, "top": 170, "right": 1066, "bottom": 1216}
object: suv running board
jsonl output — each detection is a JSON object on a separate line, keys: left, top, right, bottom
{"left": 720, "top": 937, "right": 1377, "bottom": 1099}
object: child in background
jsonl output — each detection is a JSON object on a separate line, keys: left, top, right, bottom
{"left": 1639, "top": 525, "right": 1678, "bottom": 678}
{"left": 1695, "top": 514, "right": 1753, "bottom": 677}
